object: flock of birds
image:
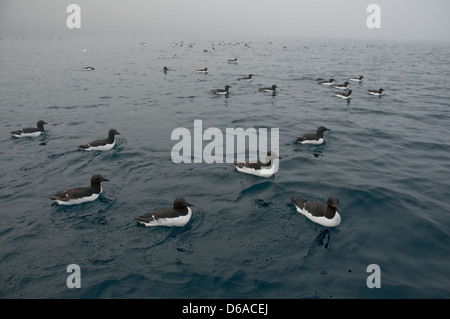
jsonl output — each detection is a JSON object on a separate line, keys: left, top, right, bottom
{"left": 10, "top": 119, "right": 339, "bottom": 227}
{"left": 9, "top": 44, "right": 386, "bottom": 229}
{"left": 319, "top": 76, "right": 385, "bottom": 100}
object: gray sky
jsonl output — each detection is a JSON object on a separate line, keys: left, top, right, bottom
{"left": 1, "top": 0, "right": 449, "bottom": 42}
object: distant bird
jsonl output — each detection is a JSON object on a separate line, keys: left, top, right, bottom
{"left": 11, "top": 120, "right": 47, "bottom": 138}
{"left": 319, "top": 79, "right": 335, "bottom": 85}
{"left": 238, "top": 74, "right": 253, "bottom": 81}
{"left": 258, "top": 85, "right": 277, "bottom": 93}
{"left": 228, "top": 58, "right": 238, "bottom": 63}
{"left": 82, "top": 66, "right": 95, "bottom": 71}
{"left": 334, "top": 81, "right": 349, "bottom": 90}
{"left": 367, "top": 88, "right": 384, "bottom": 96}
{"left": 296, "top": 126, "right": 330, "bottom": 145}
{"left": 291, "top": 196, "right": 341, "bottom": 227}
{"left": 197, "top": 67, "right": 208, "bottom": 73}
{"left": 135, "top": 197, "right": 193, "bottom": 227}
{"left": 348, "top": 75, "right": 363, "bottom": 82}
{"left": 211, "top": 85, "right": 231, "bottom": 95}
{"left": 235, "top": 151, "right": 281, "bottom": 178}
{"left": 163, "top": 66, "right": 169, "bottom": 73}
{"left": 335, "top": 89, "right": 352, "bottom": 100}
{"left": 78, "top": 128, "right": 121, "bottom": 151}
{"left": 50, "top": 174, "right": 109, "bottom": 206}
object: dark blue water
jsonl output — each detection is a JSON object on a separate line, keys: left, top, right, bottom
{"left": 1, "top": 35, "right": 449, "bottom": 299}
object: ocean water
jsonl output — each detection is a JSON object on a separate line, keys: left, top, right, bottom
{"left": 0, "top": 35, "right": 449, "bottom": 299}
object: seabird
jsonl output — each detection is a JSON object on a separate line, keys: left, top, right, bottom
{"left": 228, "top": 58, "right": 238, "bottom": 63}
{"left": 238, "top": 74, "right": 253, "bottom": 81}
{"left": 50, "top": 174, "right": 109, "bottom": 206}
{"left": 335, "top": 89, "right": 352, "bottom": 99}
{"left": 319, "top": 79, "right": 335, "bottom": 86}
{"left": 348, "top": 76, "right": 363, "bottom": 82}
{"left": 334, "top": 81, "right": 349, "bottom": 90}
{"left": 258, "top": 85, "right": 277, "bottom": 93}
{"left": 82, "top": 66, "right": 95, "bottom": 71}
{"left": 11, "top": 120, "right": 47, "bottom": 138}
{"left": 295, "top": 126, "right": 330, "bottom": 145}
{"left": 135, "top": 198, "right": 193, "bottom": 227}
{"left": 291, "top": 196, "right": 341, "bottom": 227}
{"left": 235, "top": 151, "right": 281, "bottom": 178}
{"left": 367, "top": 88, "right": 384, "bottom": 96}
{"left": 211, "top": 85, "right": 231, "bottom": 95}
{"left": 78, "top": 128, "right": 121, "bottom": 151}
{"left": 197, "top": 67, "right": 208, "bottom": 73}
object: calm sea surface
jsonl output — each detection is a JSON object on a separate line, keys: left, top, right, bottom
{"left": 0, "top": 35, "right": 449, "bottom": 298}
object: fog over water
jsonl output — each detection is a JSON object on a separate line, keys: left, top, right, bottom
{"left": 1, "top": 0, "right": 449, "bottom": 42}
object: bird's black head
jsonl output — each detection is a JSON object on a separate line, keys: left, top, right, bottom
{"left": 317, "top": 126, "right": 330, "bottom": 133}
{"left": 173, "top": 198, "right": 193, "bottom": 209}
{"left": 37, "top": 120, "right": 47, "bottom": 127}
{"left": 91, "top": 174, "right": 109, "bottom": 184}
{"left": 108, "top": 129, "right": 121, "bottom": 136}
{"left": 327, "top": 197, "right": 339, "bottom": 209}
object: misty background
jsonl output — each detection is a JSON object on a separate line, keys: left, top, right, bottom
{"left": 1, "top": 0, "right": 449, "bottom": 42}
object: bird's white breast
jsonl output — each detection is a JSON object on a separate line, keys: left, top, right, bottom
{"left": 294, "top": 204, "right": 341, "bottom": 227}
{"left": 13, "top": 131, "right": 42, "bottom": 138}
{"left": 83, "top": 141, "right": 115, "bottom": 151}
{"left": 139, "top": 207, "right": 192, "bottom": 227}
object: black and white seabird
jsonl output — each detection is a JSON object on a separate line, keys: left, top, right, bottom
{"left": 227, "top": 58, "right": 238, "bottom": 63}
{"left": 258, "top": 85, "right": 277, "bottom": 93}
{"left": 50, "top": 174, "right": 109, "bottom": 205}
{"left": 334, "top": 81, "right": 349, "bottom": 90}
{"left": 295, "top": 126, "right": 330, "bottom": 145}
{"left": 348, "top": 75, "right": 363, "bottom": 82}
{"left": 135, "top": 198, "right": 193, "bottom": 227}
{"left": 11, "top": 120, "right": 47, "bottom": 138}
{"left": 235, "top": 151, "right": 281, "bottom": 178}
{"left": 291, "top": 196, "right": 341, "bottom": 227}
{"left": 82, "top": 66, "right": 95, "bottom": 71}
{"left": 78, "top": 128, "right": 121, "bottom": 151}
{"left": 367, "top": 88, "right": 384, "bottom": 96}
{"left": 163, "top": 66, "right": 169, "bottom": 73}
{"left": 319, "top": 79, "right": 335, "bottom": 86}
{"left": 238, "top": 74, "right": 253, "bottom": 81}
{"left": 211, "top": 85, "right": 231, "bottom": 95}
{"left": 335, "top": 89, "right": 352, "bottom": 99}
{"left": 197, "top": 67, "right": 208, "bottom": 73}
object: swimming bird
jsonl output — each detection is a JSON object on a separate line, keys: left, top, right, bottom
{"left": 197, "top": 67, "right": 208, "bottom": 73}
{"left": 295, "top": 126, "right": 330, "bottom": 145}
{"left": 319, "top": 79, "right": 335, "bottom": 85}
{"left": 163, "top": 66, "right": 169, "bottom": 73}
{"left": 228, "top": 58, "right": 238, "bottom": 63}
{"left": 235, "top": 151, "right": 281, "bottom": 178}
{"left": 11, "top": 120, "right": 47, "bottom": 138}
{"left": 258, "top": 85, "right": 277, "bottom": 93}
{"left": 50, "top": 174, "right": 109, "bottom": 205}
{"left": 78, "top": 128, "right": 121, "bottom": 151}
{"left": 367, "top": 88, "right": 384, "bottom": 96}
{"left": 335, "top": 89, "right": 352, "bottom": 99}
{"left": 211, "top": 85, "right": 231, "bottom": 95}
{"left": 238, "top": 74, "right": 253, "bottom": 81}
{"left": 82, "top": 66, "right": 95, "bottom": 71}
{"left": 334, "top": 81, "right": 349, "bottom": 90}
{"left": 291, "top": 196, "right": 341, "bottom": 227}
{"left": 348, "top": 75, "right": 363, "bottom": 82}
{"left": 135, "top": 198, "right": 193, "bottom": 227}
